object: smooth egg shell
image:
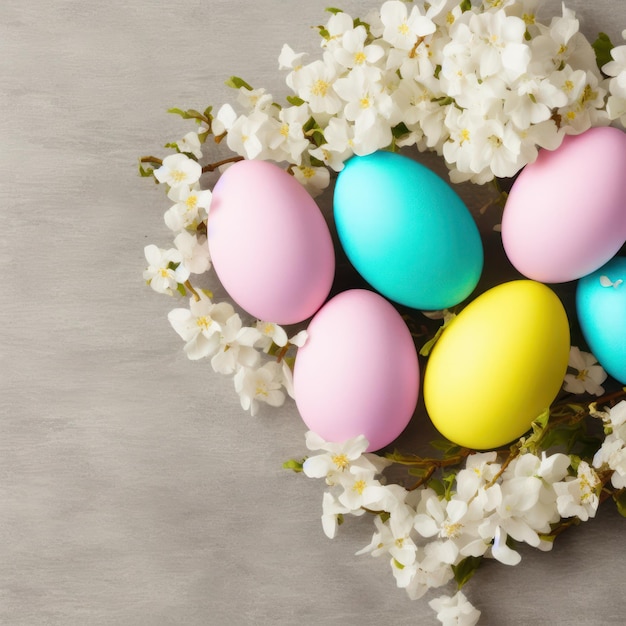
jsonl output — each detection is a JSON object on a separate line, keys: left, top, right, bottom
{"left": 207, "top": 159, "right": 335, "bottom": 324}
{"left": 424, "top": 280, "right": 570, "bottom": 450}
{"left": 333, "top": 150, "right": 483, "bottom": 310}
{"left": 293, "top": 289, "right": 419, "bottom": 452}
{"left": 577, "top": 256, "right": 626, "bottom": 384}
{"left": 501, "top": 126, "right": 626, "bottom": 283}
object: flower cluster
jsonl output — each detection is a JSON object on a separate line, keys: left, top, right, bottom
{"left": 143, "top": 153, "right": 307, "bottom": 415}
{"left": 297, "top": 396, "right": 625, "bottom": 625}
{"left": 212, "top": 1, "right": 625, "bottom": 188}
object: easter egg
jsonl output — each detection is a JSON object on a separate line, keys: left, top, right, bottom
{"left": 207, "top": 159, "right": 335, "bottom": 324}
{"left": 333, "top": 150, "right": 483, "bottom": 311}
{"left": 576, "top": 256, "right": 626, "bottom": 384}
{"left": 293, "top": 289, "right": 419, "bottom": 452}
{"left": 501, "top": 126, "right": 626, "bottom": 283}
{"left": 424, "top": 280, "right": 570, "bottom": 450}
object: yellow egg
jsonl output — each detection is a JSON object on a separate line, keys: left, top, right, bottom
{"left": 423, "top": 280, "right": 570, "bottom": 450}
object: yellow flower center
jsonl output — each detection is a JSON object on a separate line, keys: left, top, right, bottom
{"left": 280, "top": 123, "right": 290, "bottom": 137}
{"left": 360, "top": 97, "right": 371, "bottom": 109}
{"left": 185, "top": 195, "right": 198, "bottom": 209}
{"left": 332, "top": 454, "right": 349, "bottom": 470}
{"left": 398, "top": 22, "right": 410, "bottom": 36}
{"left": 353, "top": 479, "right": 367, "bottom": 494}
{"left": 171, "top": 169, "right": 186, "bottom": 183}
{"left": 311, "top": 79, "right": 329, "bottom": 97}
{"left": 196, "top": 316, "right": 213, "bottom": 331}
{"left": 460, "top": 128, "right": 471, "bottom": 145}
{"left": 354, "top": 51, "right": 366, "bottom": 65}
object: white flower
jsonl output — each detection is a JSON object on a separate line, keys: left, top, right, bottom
{"left": 292, "top": 163, "right": 330, "bottom": 197}
{"left": 143, "top": 244, "right": 189, "bottom": 295}
{"left": 153, "top": 153, "right": 202, "bottom": 188}
{"left": 210, "top": 319, "right": 261, "bottom": 375}
{"left": 164, "top": 184, "right": 212, "bottom": 232}
{"left": 562, "top": 347, "right": 607, "bottom": 396}
{"left": 178, "top": 131, "right": 203, "bottom": 159}
{"left": 379, "top": 1, "right": 436, "bottom": 51}
{"left": 303, "top": 432, "right": 387, "bottom": 483}
{"left": 321, "top": 491, "right": 355, "bottom": 539}
{"left": 291, "top": 59, "right": 342, "bottom": 115}
{"left": 466, "top": 11, "right": 530, "bottom": 82}
{"left": 267, "top": 104, "right": 311, "bottom": 164}
{"left": 333, "top": 25, "right": 385, "bottom": 70}
{"left": 173, "top": 230, "right": 211, "bottom": 275}
{"left": 357, "top": 510, "right": 418, "bottom": 567}
{"left": 554, "top": 461, "right": 600, "bottom": 521}
{"left": 233, "top": 361, "right": 286, "bottom": 416}
{"left": 603, "top": 43, "right": 626, "bottom": 125}
{"left": 236, "top": 86, "right": 273, "bottom": 112}
{"left": 279, "top": 44, "right": 308, "bottom": 91}
{"left": 168, "top": 297, "right": 235, "bottom": 361}
{"left": 224, "top": 109, "right": 269, "bottom": 160}
{"left": 429, "top": 590, "right": 481, "bottom": 626}
{"left": 254, "top": 321, "right": 289, "bottom": 351}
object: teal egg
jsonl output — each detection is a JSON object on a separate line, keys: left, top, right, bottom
{"left": 576, "top": 256, "right": 626, "bottom": 384}
{"left": 333, "top": 150, "right": 483, "bottom": 310}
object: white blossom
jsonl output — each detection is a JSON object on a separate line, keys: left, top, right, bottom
{"left": 429, "top": 590, "right": 481, "bottom": 626}
{"left": 153, "top": 153, "right": 202, "bottom": 188}
{"left": 233, "top": 361, "right": 286, "bottom": 416}
{"left": 562, "top": 347, "right": 607, "bottom": 396}
{"left": 143, "top": 244, "right": 189, "bottom": 295}
{"left": 554, "top": 461, "right": 600, "bottom": 521}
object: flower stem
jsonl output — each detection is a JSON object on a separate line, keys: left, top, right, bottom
{"left": 201, "top": 155, "right": 244, "bottom": 173}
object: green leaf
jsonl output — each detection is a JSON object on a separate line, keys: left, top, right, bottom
{"left": 592, "top": 32, "right": 614, "bottom": 73}
{"left": 452, "top": 555, "right": 483, "bottom": 589}
{"left": 317, "top": 26, "right": 330, "bottom": 40}
{"left": 325, "top": 7, "right": 343, "bottom": 14}
{"left": 282, "top": 458, "right": 306, "bottom": 473}
{"left": 138, "top": 163, "right": 155, "bottom": 178}
{"left": 613, "top": 490, "right": 626, "bottom": 517}
{"left": 167, "top": 107, "right": 195, "bottom": 119}
{"left": 430, "top": 438, "right": 462, "bottom": 456}
{"left": 286, "top": 95, "right": 306, "bottom": 107}
{"left": 391, "top": 121, "right": 410, "bottom": 139}
{"left": 176, "top": 283, "right": 186, "bottom": 297}
{"left": 459, "top": 0, "right": 472, "bottom": 12}
{"left": 225, "top": 76, "right": 253, "bottom": 91}
{"left": 164, "top": 142, "right": 179, "bottom": 151}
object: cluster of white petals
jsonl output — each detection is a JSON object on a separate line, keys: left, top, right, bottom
{"left": 304, "top": 429, "right": 605, "bottom": 622}
{"left": 143, "top": 149, "right": 306, "bottom": 415}
{"left": 209, "top": 0, "right": 623, "bottom": 191}
{"left": 593, "top": 401, "right": 626, "bottom": 488}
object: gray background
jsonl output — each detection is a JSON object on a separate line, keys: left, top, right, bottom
{"left": 2, "top": 1, "right": 626, "bottom": 624}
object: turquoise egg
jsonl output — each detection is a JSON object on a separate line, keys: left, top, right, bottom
{"left": 576, "top": 256, "right": 626, "bottom": 384}
{"left": 333, "top": 150, "right": 483, "bottom": 310}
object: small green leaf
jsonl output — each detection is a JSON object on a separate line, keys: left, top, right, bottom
{"left": 353, "top": 18, "right": 371, "bottom": 34}
{"left": 430, "top": 438, "right": 462, "bottom": 456}
{"left": 325, "top": 7, "right": 343, "bottom": 14}
{"left": 167, "top": 107, "right": 194, "bottom": 119}
{"left": 138, "top": 163, "right": 155, "bottom": 178}
{"left": 613, "top": 490, "right": 626, "bottom": 517}
{"left": 459, "top": 0, "right": 472, "bottom": 12}
{"left": 592, "top": 32, "right": 614, "bottom": 73}
{"left": 225, "top": 76, "right": 253, "bottom": 91}
{"left": 452, "top": 555, "right": 483, "bottom": 589}
{"left": 164, "top": 142, "right": 180, "bottom": 151}
{"left": 286, "top": 95, "right": 306, "bottom": 107}
{"left": 391, "top": 121, "right": 410, "bottom": 139}
{"left": 176, "top": 283, "right": 186, "bottom": 297}
{"left": 282, "top": 458, "right": 306, "bottom": 473}
{"left": 317, "top": 26, "right": 330, "bottom": 40}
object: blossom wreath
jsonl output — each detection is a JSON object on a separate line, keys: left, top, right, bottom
{"left": 140, "top": 1, "right": 626, "bottom": 624}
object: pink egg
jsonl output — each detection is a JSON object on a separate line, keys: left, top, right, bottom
{"left": 501, "top": 126, "right": 626, "bottom": 283}
{"left": 207, "top": 160, "right": 335, "bottom": 324}
{"left": 293, "top": 289, "right": 419, "bottom": 452}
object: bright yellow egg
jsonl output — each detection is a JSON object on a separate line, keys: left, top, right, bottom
{"left": 423, "top": 280, "right": 570, "bottom": 450}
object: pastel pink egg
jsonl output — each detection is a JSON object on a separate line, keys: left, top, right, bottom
{"left": 501, "top": 126, "right": 626, "bottom": 283}
{"left": 207, "top": 160, "right": 335, "bottom": 324}
{"left": 293, "top": 289, "right": 419, "bottom": 452}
